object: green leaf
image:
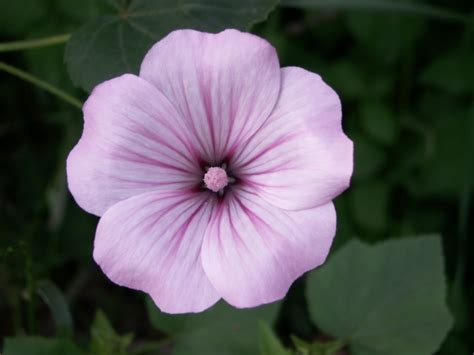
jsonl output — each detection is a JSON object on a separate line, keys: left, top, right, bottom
{"left": 280, "top": 0, "right": 467, "bottom": 23}
{"left": 306, "top": 236, "right": 453, "bottom": 355}
{"left": 258, "top": 322, "right": 290, "bottom": 355}
{"left": 90, "top": 309, "right": 133, "bottom": 355}
{"left": 36, "top": 279, "right": 74, "bottom": 337}
{"left": 3, "top": 336, "right": 83, "bottom": 355}
{"left": 146, "top": 298, "right": 281, "bottom": 355}
{"left": 290, "top": 335, "right": 311, "bottom": 355}
{"left": 65, "top": 0, "right": 278, "bottom": 92}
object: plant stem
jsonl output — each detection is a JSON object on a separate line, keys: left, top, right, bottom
{"left": 0, "top": 61, "right": 82, "bottom": 109}
{"left": 0, "top": 34, "right": 70, "bottom": 52}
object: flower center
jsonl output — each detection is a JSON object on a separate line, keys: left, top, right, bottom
{"left": 203, "top": 167, "right": 229, "bottom": 192}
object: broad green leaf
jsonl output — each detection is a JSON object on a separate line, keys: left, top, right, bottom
{"left": 306, "top": 236, "right": 453, "bottom": 355}
{"left": 58, "top": 0, "right": 111, "bottom": 25}
{"left": 36, "top": 279, "right": 74, "bottom": 337}
{"left": 280, "top": 0, "right": 467, "bottom": 23}
{"left": 146, "top": 299, "right": 281, "bottom": 355}
{"left": 90, "top": 309, "right": 133, "bottom": 355}
{"left": 3, "top": 336, "right": 83, "bottom": 355}
{"left": 258, "top": 322, "right": 291, "bottom": 355}
{"left": 65, "top": 0, "right": 278, "bottom": 91}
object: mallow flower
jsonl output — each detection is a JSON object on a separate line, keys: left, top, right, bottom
{"left": 67, "top": 29, "right": 353, "bottom": 314}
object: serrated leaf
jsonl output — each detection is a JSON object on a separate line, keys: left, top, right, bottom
{"left": 306, "top": 236, "right": 453, "bottom": 355}
{"left": 146, "top": 299, "right": 281, "bottom": 355}
{"left": 90, "top": 309, "right": 133, "bottom": 355}
{"left": 65, "top": 0, "right": 278, "bottom": 92}
{"left": 290, "top": 335, "right": 310, "bottom": 355}
{"left": 3, "top": 336, "right": 83, "bottom": 355}
{"left": 258, "top": 322, "right": 290, "bottom": 355}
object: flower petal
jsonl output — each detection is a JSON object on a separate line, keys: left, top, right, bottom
{"left": 232, "top": 67, "right": 353, "bottom": 210}
{"left": 201, "top": 189, "right": 336, "bottom": 308}
{"left": 139, "top": 29, "right": 281, "bottom": 163}
{"left": 67, "top": 74, "right": 201, "bottom": 216}
{"left": 94, "top": 190, "right": 219, "bottom": 314}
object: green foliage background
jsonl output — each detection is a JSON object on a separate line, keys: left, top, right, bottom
{"left": 0, "top": 0, "right": 472, "bottom": 354}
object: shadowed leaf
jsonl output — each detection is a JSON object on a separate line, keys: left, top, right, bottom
{"left": 65, "top": 0, "right": 278, "bottom": 91}
{"left": 306, "top": 236, "right": 453, "bottom": 355}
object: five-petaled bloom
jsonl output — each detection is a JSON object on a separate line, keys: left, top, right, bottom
{"left": 67, "top": 29, "right": 353, "bottom": 314}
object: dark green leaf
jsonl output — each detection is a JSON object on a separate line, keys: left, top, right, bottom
{"left": 146, "top": 299, "right": 281, "bottom": 355}
{"left": 3, "top": 337, "right": 83, "bottom": 355}
{"left": 258, "top": 322, "right": 290, "bottom": 355}
{"left": 90, "top": 309, "right": 133, "bottom": 355}
{"left": 36, "top": 279, "right": 74, "bottom": 337}
{"left": 306, "top": 236, "right": 453, "bottom": 355}
{"left": 65, "top": 0, "right": 278, "bottom": 91}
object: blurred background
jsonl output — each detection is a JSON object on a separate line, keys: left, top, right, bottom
{"left": 0, "top": 0, "right": 472, "bottom": 354}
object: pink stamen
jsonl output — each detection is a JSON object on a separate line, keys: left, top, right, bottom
{"left": 204, "top": 167, "right": 229, "bottom": 192}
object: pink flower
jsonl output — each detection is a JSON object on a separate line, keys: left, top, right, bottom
{"left": 67, "top": 29, "right": 353, "bottom": 314}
